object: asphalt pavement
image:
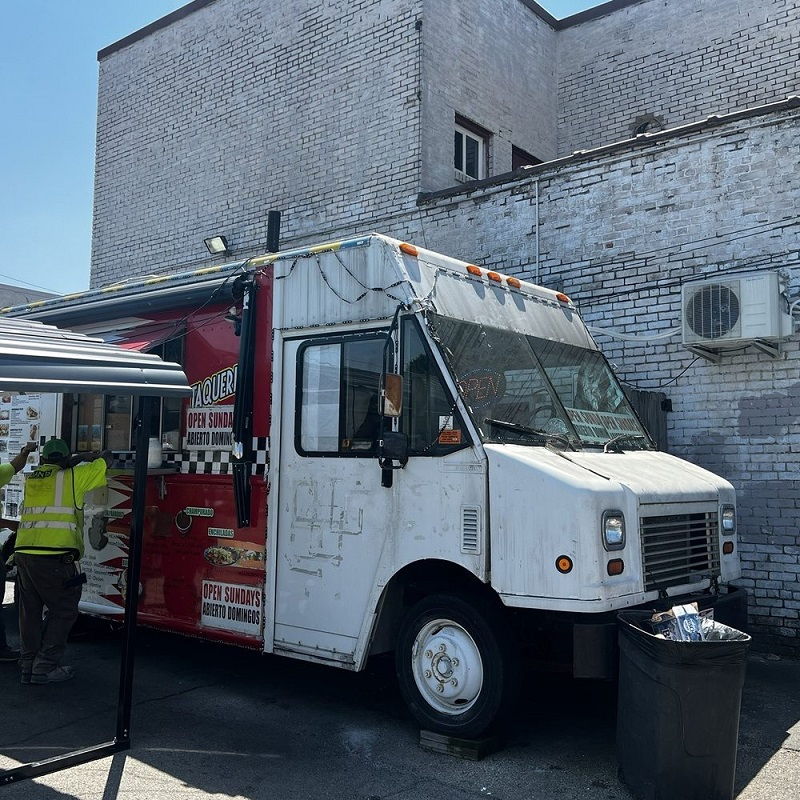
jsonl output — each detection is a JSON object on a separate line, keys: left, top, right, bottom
{"left": 0, "top": 583, "right": 798, "bottom": 800}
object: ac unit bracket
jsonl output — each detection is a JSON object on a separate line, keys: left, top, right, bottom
{"left": 686, "top": 339, "right": 784, "bottom": 363}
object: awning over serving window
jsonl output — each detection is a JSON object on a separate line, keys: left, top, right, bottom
{"left": 0, "top": 317, "right": 191, "bottom": 397}
{"left": 109, "top": 320, "right": 183, "bottom": 353}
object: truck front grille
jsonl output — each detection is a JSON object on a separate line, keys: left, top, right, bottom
{"left": 640, "top": 511, "right": 720, "bottom": 592}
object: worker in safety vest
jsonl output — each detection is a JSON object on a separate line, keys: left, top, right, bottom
{"left": 14, "top": 438, "right": 111, "bottom": 685}
{"left": 0, "top": 442, "right": 38, "bottom": 663}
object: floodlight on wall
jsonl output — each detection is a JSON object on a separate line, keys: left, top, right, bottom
{"left": 204, "top": 235, "right": 230, "bottom": 256}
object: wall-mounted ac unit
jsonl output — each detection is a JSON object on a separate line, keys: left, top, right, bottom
{"left": 681, "top": 271, "right": 793, "bottom": 360}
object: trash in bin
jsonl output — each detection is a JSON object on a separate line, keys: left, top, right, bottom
{"left": 650, "top": 602, "right": 705, "bottom": 641}
{"left": 616, "top": 609, "right": 750, "bottom": 800}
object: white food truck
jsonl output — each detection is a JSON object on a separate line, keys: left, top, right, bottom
{"left": 3, "top": 234, "right": 743, "bottom": 737}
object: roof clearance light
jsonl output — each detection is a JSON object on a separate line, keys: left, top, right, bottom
{"left": 506, "top": 277, "right": 521, "bottom": 289}
{"left": 555, "top": 555, "right": 573, "bottom": 574}
{"left": 556, "top": 292, "right": 571, "bottom": 304}
{"left": 399, "top": 243, "right": 419, "bottom": 257}
{"left": 487, "top": 271, "right": 503, "bottom": 283}
{"left": 466, "top": 265, "right": 483, "bottom": 277}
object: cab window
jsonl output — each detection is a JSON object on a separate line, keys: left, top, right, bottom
{"left": 400, "top": 318, "right": 469, "bottom": 455}
{"left": 297, "top": 334, "right": 386, "bottom": 456}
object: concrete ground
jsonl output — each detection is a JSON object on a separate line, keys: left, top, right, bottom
{"left": 0, "top": 583, "right": 798, "bottom": 800}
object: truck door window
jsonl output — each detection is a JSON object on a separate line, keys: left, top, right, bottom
{"left": 401, "top": 319, "right": 469, "bottom": 455}
{"left": 297, "top": 334, "right": 386, "bottom": 456}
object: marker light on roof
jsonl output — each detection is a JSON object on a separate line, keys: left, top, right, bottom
{"left": 506, "top": 277, "right": 521, "bottom": 289}
{"left": 399, "top": 243, "right": 418, "bottom": 257}
{"left": 556, "top": 292, "right": 571, "bottom": 304}
{"left": 466, "top": 265, "right": 483, "bottom": 276}
{"left": 486, "top": 271, "right": 502, "bottom": 283}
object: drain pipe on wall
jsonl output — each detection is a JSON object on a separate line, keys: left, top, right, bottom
{"left": 534, "top": 178, "right": 540, "bottom": 285}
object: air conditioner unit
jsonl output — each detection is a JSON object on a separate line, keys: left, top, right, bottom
{"left": 681, "top": 271, "right": 793, "bottom": 360}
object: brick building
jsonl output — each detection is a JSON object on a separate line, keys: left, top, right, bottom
{"left": 92, "top": 0, "right": 800, "bottom": 651}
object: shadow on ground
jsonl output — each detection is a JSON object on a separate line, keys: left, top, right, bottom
{"left": 1, "top": 604, "right": 798, "bottom": 800}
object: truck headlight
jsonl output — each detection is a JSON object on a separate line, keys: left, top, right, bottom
{"left": 602, "top": 511, "right": 625, "bottom": 551}
{"left": 721, "top": 505, "right": 736, "bottom": 534}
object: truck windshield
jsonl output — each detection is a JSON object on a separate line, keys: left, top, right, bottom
{"left": 429, "top": 315, "right": 651, "bottom": 450}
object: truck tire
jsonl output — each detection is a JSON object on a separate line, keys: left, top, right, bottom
{"left": 395, "top": 592, "right": 519, "bottom": 738}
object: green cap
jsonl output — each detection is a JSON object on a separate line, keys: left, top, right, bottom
{"left": 42, "top": 438, "right": 70, "bottom": 459}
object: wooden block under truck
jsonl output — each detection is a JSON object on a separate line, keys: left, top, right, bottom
{"left": 3, "top": 234, "right": 744, "bottom": 737}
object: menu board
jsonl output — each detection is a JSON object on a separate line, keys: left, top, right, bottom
{"left": 0, "top": 392, "right": 41, "bottom": 456}
{"left": 0, "top": 392, "right": 41, "bottom": 520}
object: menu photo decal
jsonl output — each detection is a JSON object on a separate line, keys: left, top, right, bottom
{"left": 201, "top": 580, "right": 263, "bottom": 637}
{"left": 186, "top": 365, "right": 237, "bottom": 451}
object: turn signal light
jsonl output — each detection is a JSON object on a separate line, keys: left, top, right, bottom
{"left": 723, "top": 541, "right": 734, "bottom": 555}
{"left": 399, "top": 243, "right": 418, "bottom": 257}
{"left": 556, "top": 555, "right": 574, "bottom": 574}
{"left": 607, "top": 559, "right": 625, "bottom": 576}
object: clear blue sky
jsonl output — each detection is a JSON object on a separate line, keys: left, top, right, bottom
{"left": 0, "top": 0, "right": 602, "bottom": 296}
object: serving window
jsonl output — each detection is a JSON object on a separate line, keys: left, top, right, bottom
{"left": 69, "top": 337, "right": 184, "bottom": 453}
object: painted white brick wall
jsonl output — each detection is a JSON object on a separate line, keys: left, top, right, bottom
{"left": 421, "top": 0, "right": 558, "bottom": 190}
{"left": 91, "top": 0, "right": 424, "bottom": 288}
{"left": 556, "top": 0, "right": 800, "bottom": 155}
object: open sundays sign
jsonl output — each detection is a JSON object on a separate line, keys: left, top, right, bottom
{"left": 186, "top": 365, "right": 236, "bottom": 451}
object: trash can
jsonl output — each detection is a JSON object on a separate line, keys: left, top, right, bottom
{"left": 616, "top": 611, "right": 750, "bottom": 800}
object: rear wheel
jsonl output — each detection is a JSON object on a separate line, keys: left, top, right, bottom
{"left": 395, "top": 592, "right": 518, "bottom": 738}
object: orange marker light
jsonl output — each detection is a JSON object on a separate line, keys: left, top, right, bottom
{"left": 556, "top": 555, "right": 573, "bottom": 574}
{"left": 556, "top": 292, "right": 571, "bottom": 304}
{"left": 506, "top": 277, "right": 521, "bottom": 289}
{"left": 607, "top": 559, "right": 625, "bottom": 576}
{"left": 487, "top": 271, "right": 502, "bottom": 282}
{"left": 723, "top": 541, "right": 734, "bottom": 555}
{"left": 466, "top": 265, "right": 483, "bottom": 276}
{"left": 399, "top": 243, "right": 418, "bottom": 257}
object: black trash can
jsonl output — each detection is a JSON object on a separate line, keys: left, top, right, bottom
{"left": 616, "top": 611, "right": 750, "bottom": 800}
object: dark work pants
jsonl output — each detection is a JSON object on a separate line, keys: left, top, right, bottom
{"left": 0, "top": 559, "right": 8, "bottom": 648}
{"left": 15, "top": 553, "right": 82, "bottom": 677}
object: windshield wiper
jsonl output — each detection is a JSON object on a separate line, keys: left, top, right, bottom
{"left": 603, "top": 433, "right": 647, "bottom": 453}
{"left": 484, "top": 418, "right": 576, "bottom": 451}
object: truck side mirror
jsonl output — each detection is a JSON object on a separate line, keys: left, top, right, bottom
{"left": 382, "top": 373, "right": 403, "bottom": 417}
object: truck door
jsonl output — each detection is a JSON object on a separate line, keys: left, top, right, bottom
{"left": 273, "top": 330, "right": 392, "bottom": 663}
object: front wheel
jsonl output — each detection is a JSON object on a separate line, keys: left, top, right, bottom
{"left": 395, "top": 592, "right": 519, "bottom": 738}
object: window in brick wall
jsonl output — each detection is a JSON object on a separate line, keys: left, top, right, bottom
{"left": 630, "top": 113, "right": 665, "bottom": 136}
{"left": 512, "top": 145, "right": 542, "bottom": 170}
{"left": 454, "top": 116, "right": 490, "bottom": 182}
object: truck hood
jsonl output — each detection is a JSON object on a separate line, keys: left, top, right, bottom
{"left": 550, "top": 449, "right": 733, "bottom": 503}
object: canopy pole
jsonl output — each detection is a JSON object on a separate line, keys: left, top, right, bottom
{"left": 115, "top": 396, "right": 153, "bottom": 744}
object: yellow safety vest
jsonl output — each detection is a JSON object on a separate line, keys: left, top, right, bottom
{"left": 16, "top": 461, "right": 107, "bottom": 558}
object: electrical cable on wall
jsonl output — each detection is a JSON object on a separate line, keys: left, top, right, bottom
{"left": 587, "top": 326, "right": 680, "bottom": 342}
{"left": 548, "top": 216, "right": 797, "bottom": 279}
{"left": 619, "top": 357, "right": 701, "bottom": 391}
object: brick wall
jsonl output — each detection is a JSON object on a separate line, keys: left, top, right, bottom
{"left": 401, "top": 106, "right": 800, "bottom": 653}
{"left": 420, "top": 0, "right": 558, "bottom": 190}
{"left": 91, "top": 0, "right": 424, "bottom": 288}
{"left": 556, "top": 0, "right": 800, "bottom": 155}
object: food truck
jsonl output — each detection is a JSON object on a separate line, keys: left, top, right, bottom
{"left": 1, "top": 234, "right": 743, "bottom": 737}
